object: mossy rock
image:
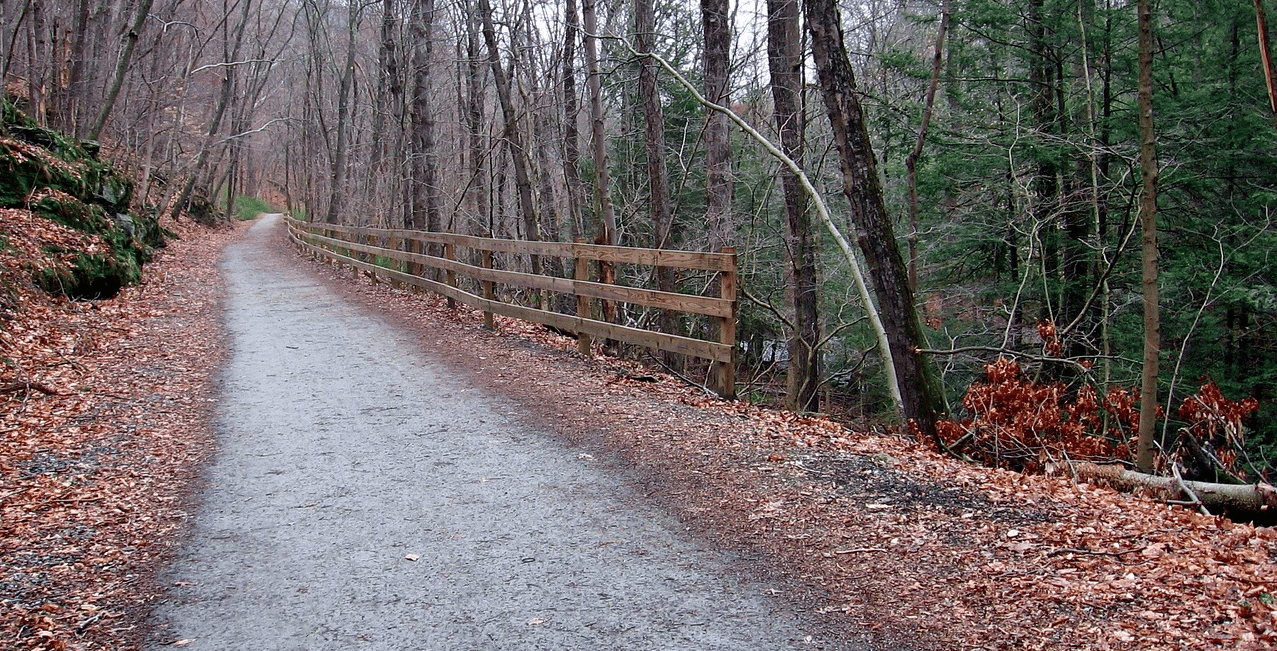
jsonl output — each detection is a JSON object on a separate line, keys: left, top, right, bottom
{"left": 2, "top": 94, "right": 162, "bottom": 300}
{"left": 31, "top": 194, "right": 110, "bottom": 233}
{"left": 34, "top": 251, "right": 133, "bottom": 300}
{"left": 187, "top": 193, "right": 219, "bottom": 227}
{"left": 0, "top": 139, "right": 86, "bottom": 207}
{"left": 1, "top": 97, "right": 134, "bottom": 214}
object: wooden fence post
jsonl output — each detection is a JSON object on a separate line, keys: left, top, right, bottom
{"left": 445, "top": 242, "right": 457, "bottom": 309}
{"left": 573, "top": 238, "right": 592, "bottom": 356}
{"left": 717, "top": 246, "right": 737, "bottom": 399}
{"left": 481, "top": 243, "right": 495, "bottom": 330}
{"left": 388, "top": 234, "right": 401, "bottom": 289}
{"left": 364, "top": 232, "right": 378, "bottom": 284}
{"left": 410, "top": 237, "right": 424, "bottom": 293}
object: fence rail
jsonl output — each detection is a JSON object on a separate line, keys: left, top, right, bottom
{"left": 286, "top": 218, "right": 737, "bottom": 398}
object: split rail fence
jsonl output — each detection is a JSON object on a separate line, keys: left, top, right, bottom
{"left": 286, "top": 218, "right": 738, "bottom": 398}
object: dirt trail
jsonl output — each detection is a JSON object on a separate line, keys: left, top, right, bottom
{"left": 146, "top": 214, "right": 871, "bottom": 650}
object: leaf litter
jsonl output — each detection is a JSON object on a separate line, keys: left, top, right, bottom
{"left": 3, "top": 214, "right": 1273, "bottom": 650}
{"left": 294, "top": 234, "right": 1275, "bottom": 651}
{"left": 1, "top": 210, "right": 237, "bottom": 650}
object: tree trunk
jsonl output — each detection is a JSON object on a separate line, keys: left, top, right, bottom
{"left": 1074, "top": 463, "right": 1277, "bottom": 516}
{"left": 58, "top": 0, "right": 92, "bottom": 135}
{"left": 766, "top": 0, "right": 819, "bottom": 413}
{"left": 27, "top": 0, "right": 48, "bottom": 126}
{"left": 561, "top": 0, "right": 585, "bottom": 241}
{"left": 904, "top": 0, "right": 949, "bottom": 293}
{"left": 477, "top": 0, "right": 540, "bottom": 274}
{"left": 170, "top": 0, "right": 252, "bottom": 222}
{"left": 636, "top": 0, "right": 679, "bottom": 351}
{"left": 805, "top": 0, "right": 945, "bottom": 434}
{"left": 1255, "top": 0, "right": 1277, "bottom": 129}
{"left": 1136, "top": 0, "right": 1161, "bottom": 473}
{"left": 87, "top": 0, "right": 155, "bottom": 142}
{"left": 369, "top": 0, "right": 402, "bottom": 209}
{"left": 702, "top": 0, "right": 732, "bottom": 250}
{"left": 326, "top": 0, "right": 361, "bottom": 224}
{"left": 582, "top": 0, "right": 617, "bottom": 247}
{"left": 408, "top": 0, "right": 440, "bottom": 239}
{"left": 464, "top": 0, "right": 488, "bottom": 233}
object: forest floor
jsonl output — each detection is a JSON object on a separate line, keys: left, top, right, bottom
{"left": 1, "top": 215, "right": 1275, "bottom": 650}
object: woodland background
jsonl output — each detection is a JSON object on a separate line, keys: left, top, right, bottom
{"left": 3, "top": 0, "right": 1274, "bottom": 481}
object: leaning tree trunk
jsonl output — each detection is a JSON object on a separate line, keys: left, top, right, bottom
{"left": 805, "top": 0, "right": 946, "bottom": 435}
{"left": 767, "top": 0, "right": 820, "bottom": 413}
{"left": 87, "top": 0, "right": 155, "bottom": 142}
{"left": 477, "top": 0, "right": 541, "bottom": 275}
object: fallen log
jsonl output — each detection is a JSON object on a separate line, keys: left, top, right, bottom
{"left": 1072, "top": 462, "right": 1277, "bottom": 517}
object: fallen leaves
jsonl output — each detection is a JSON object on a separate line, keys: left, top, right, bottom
{"left": 303, "top": 245, "right": 1277, "bottom": 651}
{"left": 5, "top": 214, "right": 1273, "bottom": 650}
{"left": 1, "top": 211, "right": 237, "bottom": 650}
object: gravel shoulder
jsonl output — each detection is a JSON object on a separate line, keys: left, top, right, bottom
{"left": 145, "top": 215, "right": 885, "bottom": 650}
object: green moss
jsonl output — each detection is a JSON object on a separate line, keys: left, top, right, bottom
{"left": 2, "top": 94, "right": 161, "bottom": 300}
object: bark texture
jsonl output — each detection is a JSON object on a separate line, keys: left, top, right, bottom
{"left": 766, "top": 0, "right": 820, "bottom": 413}
{"left": 805, "top": 0, "right": 945, "bottom": 433}
{"left": 1136, "top": 0, "right": 1161, "bottom": 473}
{"left": 702, "top": 0, "right": 732, "bottom": 250}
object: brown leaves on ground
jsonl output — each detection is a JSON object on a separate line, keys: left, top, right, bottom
{"left": 302, "top": 243, "right": 1276, "bottom": 651}
{"left": 4, "top": 216, "right": 1274, "bottom": 650}
{"left": 1, "top": 211, "right": 236, "bottom": 650}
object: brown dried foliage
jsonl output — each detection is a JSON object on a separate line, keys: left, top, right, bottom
{"left": 935, "top": 347, "right": 1260, "bottom": 482}
{"left": 935, "top": 357, "right": 1136, "bottom": 472}
{"left": 1176, "top": 381, "right": 1262, "bottom": 480}
{"left": 1, "top": 210, "right": 233, "bottom": 650}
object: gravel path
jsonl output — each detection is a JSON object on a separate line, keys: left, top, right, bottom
{"left": 147, "top": 215, "right": 860, "bottom": 650}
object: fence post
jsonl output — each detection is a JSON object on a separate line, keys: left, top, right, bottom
{"left": 410, "top": 237, "right": 425, "bottom": 293}
{"left": 481, "top": 242, "right": 495, "bottom": 330}
{"left": 573, "top": 239, "right": 592, "bottom": 356}
{"left": 364, "top": 231, "right": 378, "bottom": 284}
{"left": 445, "top": 242, "right": 457, "bottom": 309}
{"left": 716, "top": 247, "right": 737, "bottom": 399}
{"left": 387, "top": 234, "right": 401, "bottom": 289}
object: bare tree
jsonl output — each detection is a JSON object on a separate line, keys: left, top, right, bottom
{"left": 561, "top": 0, "right": 585, "bottom": 240}
{"left": 635, "top": 0, "right": 678, "bottom": 348}
{"left": 408, "top": 0, "right": 441, "bottom": 235}
{"left": 87, "top": 0, "right": 156, "bottom": 141}
{"left": 582, "top": 0, "right": 617, "bottom": 246}
{"left": 476, "top": 0, "right": 540, "bottom": 271}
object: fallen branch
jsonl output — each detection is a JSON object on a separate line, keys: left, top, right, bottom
{"left": 1073, "top": 462, "right": 1277, "bottom": 516}
{"left": 833, "top": 547, "right": 888, "bottom": 554}
{"left": 0, "top": 379, "right": 63, "bottom": 396}
{"left": 1171, "top": 463, "right": 1212, "bottom": 516}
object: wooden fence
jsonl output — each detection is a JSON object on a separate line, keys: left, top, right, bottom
{"left": 285, "top": 218, "right": 738, "bottom": 398}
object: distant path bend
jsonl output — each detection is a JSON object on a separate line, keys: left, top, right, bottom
{"left": 148, "top": 214, "right": 857, "bottom": 650}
